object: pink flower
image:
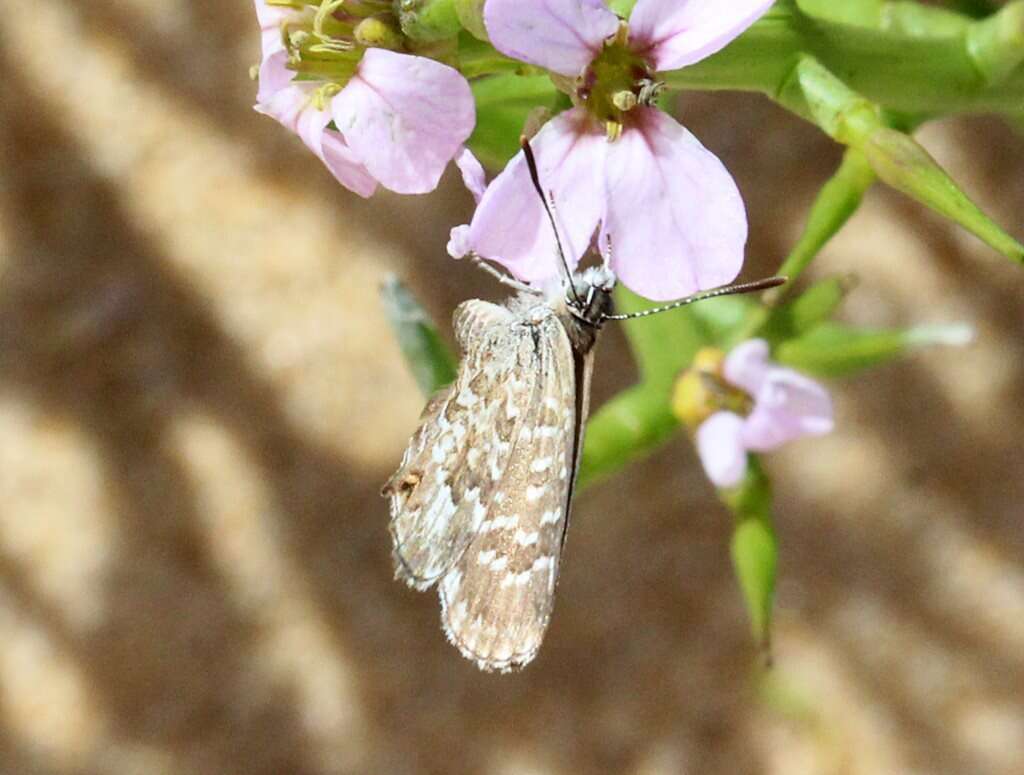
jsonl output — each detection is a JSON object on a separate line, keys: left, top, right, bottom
{"left": 452, "top": 0, "right": 774, "bottom": 300}
{"left": 253, "top": 1, "right": 475, "bottom": 197}
{"left": 696, "top": 339, "right": 834, "bottom": 488}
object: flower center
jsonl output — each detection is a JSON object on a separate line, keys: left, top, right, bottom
{"left": 672, "top": 348, "right": 755, "bottom": 429}
{"left": 272, "top": 1, "right": 401, "bottom": 85}
{"left": 579, "top": 22, "right": 657, "bottom": 139}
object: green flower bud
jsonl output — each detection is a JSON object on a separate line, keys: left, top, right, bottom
{"left": 398, "top": 0, "right": 462, "bottom": 42}
{"left": 354, "top": 15, "right": 405, "bottom": 49}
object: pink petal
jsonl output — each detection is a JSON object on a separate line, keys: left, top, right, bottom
{"left": 464, "top": 108, "right": 606, "bottom": 285}
{"left": 256, "top": 79, "right": 377, "bottom": 198}
{"left": 601, "top": 108, "right": 746, "bottom": 301}
{"left": 455, "top": 147, "right": 487, "bottom": 203}
{"left": 253, "top": 0, "right": 296, "bottom": 104}
{"left": 332, "top": 50, "right": 475, "bottom": 195}
{"left": 319, "top": 130, "right": 379, "bottom": 198}
{"left": 742, "top": 367, "right": 834, "bottom": 452}
{"left": 696, "top": 411, "right": 748, "bottom": 489}
{"left": 257, "top": 49, "right": 295, "bottom": 105}
{"left": 255, "top": 0, "right": 292, "bottom": 56}
{"left": 254, "top": 0, "right": 291, "bottom": 30}
{"left": 628, "top": 0, "right": 775, "bottom": 72}
{"left": 447, "top": 225, "right": 473, "bottom": 258}
{"left": 723, "top": 338, "right": 771, "bottom": 396}
{"left": 484, "top": 0, "right": 619, "bottom": 77}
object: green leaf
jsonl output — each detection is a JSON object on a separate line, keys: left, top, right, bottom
{"left": 881, "top": 2, "right": 973, "bottom": 37}
{"left": 724, "top": 459, "right": 777, "bottom": 651}
{"left": 776, "top": 147, "right": 876, "bottom": 285}
{"left": 788, "top": 56, "right": 1024, "bottom": 264}
{"left": 796, "top": 0, "right": 883, "bottom": 27}
{"left": 761, "top": 275, "right": 854, "bottom": 343}
{"left": 614, "top": 286, "right": 711, "bottom": 386}
{"left": 967, "top": 1, "right": 1024, "bottom": 85}
{"left": 689, "top": 296, "right": 755, "bottom": 346}
{"left": 775, "top": 320, "right": 974, "bottom": 377}
{"left": 861, "top": 126, "right": 1024, "bottom": 262}
{"left": 380, "top": 275, "right": 458, "bottom": 397}
{"left": 578, "top": 385, "right": 677, "bottom": 490}
{"left": 467, "top": 74, "right": 558, "bottom": 168}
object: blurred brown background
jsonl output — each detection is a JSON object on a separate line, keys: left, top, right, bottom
{"left": 1, "top": 2, "right": 1024, "bottom": 774}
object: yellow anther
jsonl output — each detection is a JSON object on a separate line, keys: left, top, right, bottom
{"left": 611, "top": 90, "right": 637, "bottom": 112}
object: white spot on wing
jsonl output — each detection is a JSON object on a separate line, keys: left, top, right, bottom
{"left": 540, "top": 509, "right": 561, "bottom": 525}
{"left": 487, "top": 514, "right": 518, "bottom": 531}
{"left": 530, "top": 456, "right": 553, "bottom": 473}
{"left": 500, "top": 570, "right": 534, "bottom": 588}
{"left": 514, "top": 530, "right": 540, "bottom": 547}
{"left": 526, "top": 485, "right": 546, "bottom": 503}
{"left": 488, "top": 555, "right": 509, "bottom": 572}
{"left": 456, "top": 389, "right": 478, "bottom": 408}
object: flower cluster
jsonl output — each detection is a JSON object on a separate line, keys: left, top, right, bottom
{"left": 254, "top": 0, "right": 475, "bottom": 196}
{"left": 254, "top": 1, "right": 836, "bottom": 484}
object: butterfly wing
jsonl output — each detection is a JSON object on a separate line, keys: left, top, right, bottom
{"left": 383, "top": 299, "right": 541, "bottom": 590}
{"left": 438, "top": 309, "right": 579, "bottom": 671}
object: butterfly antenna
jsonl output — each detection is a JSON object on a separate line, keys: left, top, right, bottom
{"left": 520, "top": 136, "right": 584, "bottom": 307}
{"left": 602, "top": 276, "right": 787, "bottom": 321}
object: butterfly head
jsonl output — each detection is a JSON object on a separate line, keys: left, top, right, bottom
{"left": 566, "top": 265, "right": 616, "bottom": 328}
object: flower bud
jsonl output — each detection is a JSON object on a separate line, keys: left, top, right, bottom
{"left": 354, "top": 15, "right": 404, "bottom": 49}
{"left": 399, "top": 0, "right": 462, "bottom": 42}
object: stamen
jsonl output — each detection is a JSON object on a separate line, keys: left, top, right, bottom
{"left": 637, "top": 79, "right": 665, "bottom": 106}
{"left": 611, "top": 90, "right": 637, "bottom": 112}
{"left": 311, "top": 82, "right": 343, "bottom": 110}
{"left": 314, "top": 0, "right": 348, "bottom": 39}
{"left": 308, "top": 39, "right": 356, "bottom": 54}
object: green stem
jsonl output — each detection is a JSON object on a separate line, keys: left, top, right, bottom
{"left": 725, "top": 148, "right": 874, "bottom": 345}
{"left": 458, "top": 35, "right": 541, "bottom": 77}
{"left": 775, "top": 147, "right": 875, "bottom": 282}
{"left": 662, "top": 3, "right": 1024, "bottom": 115}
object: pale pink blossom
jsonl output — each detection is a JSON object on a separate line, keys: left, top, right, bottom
{"left": 253, "top": 1, "right": 475, "bottom": 197}
{"left": 696, "top": 339, "right": 834, "bottom": 488}
{"left": 453, "top": 0, "right": 774, "bottom": 300}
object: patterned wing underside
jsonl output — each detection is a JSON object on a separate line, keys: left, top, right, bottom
{"left": 439, "top": 311, "right": 577, "bottom": 672}
{"left": 382, "top": 300, "right": 540, "bottom": 590}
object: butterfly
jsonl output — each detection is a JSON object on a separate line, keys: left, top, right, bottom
{"left": 382, "top": 142, "right": 783, "bottom": 671}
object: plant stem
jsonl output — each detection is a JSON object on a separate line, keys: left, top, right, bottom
{"left": 662, "top": 3, "right": 1024, "bottom": 116}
